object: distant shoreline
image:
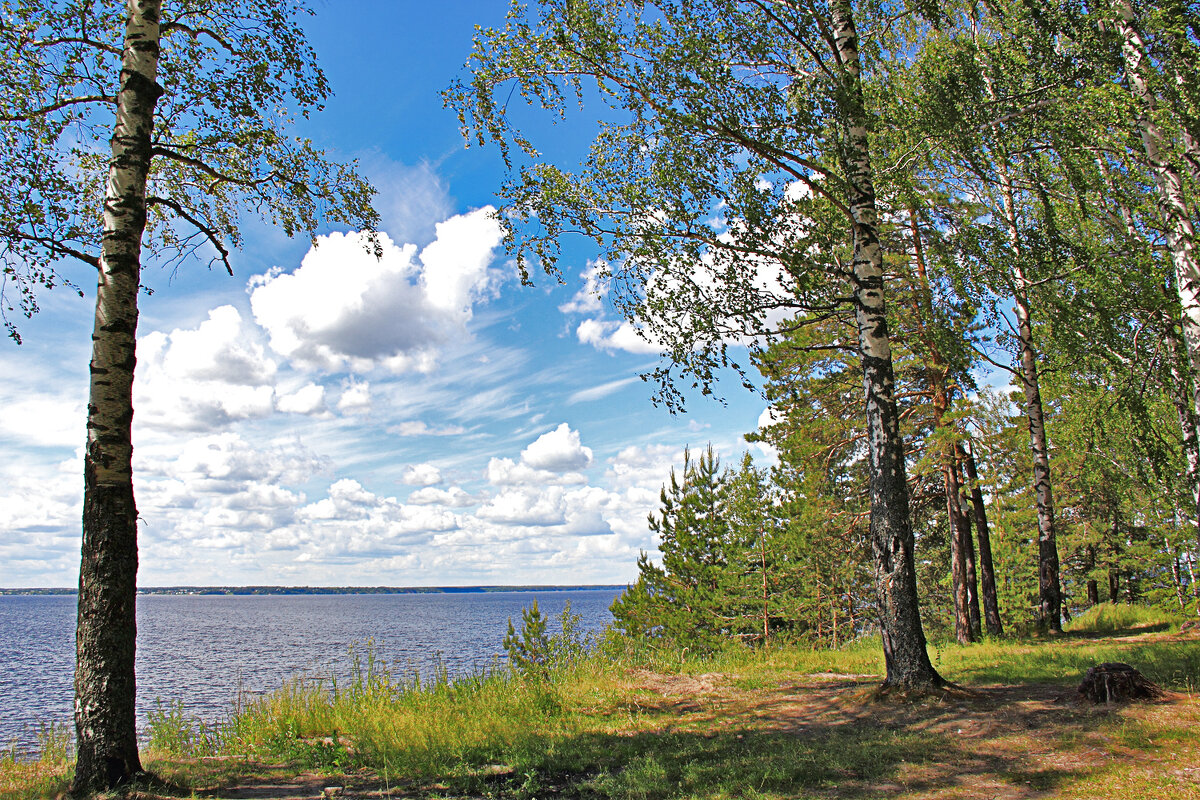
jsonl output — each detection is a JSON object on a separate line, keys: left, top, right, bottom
{"left": 0, "top": 584, "right": 627, "bottom": 596}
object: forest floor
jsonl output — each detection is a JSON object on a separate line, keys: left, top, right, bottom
{"left": 6, "top": 628, "right": 1199, "bottom": 800}
{"left": 139, "top": 630, "right": 1200, "bottom": 800}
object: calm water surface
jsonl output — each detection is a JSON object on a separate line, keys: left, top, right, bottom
{"left": 0, "top": 590, "right": 619, "bottom": 755}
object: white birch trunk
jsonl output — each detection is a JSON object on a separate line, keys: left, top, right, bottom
{"left": 1114, "top": 0, "right": 1200, "bottom": 437}
{"left": 996, "top": 157, "right": 1062, "bottom": 632}
{"left": 73, "top": 1, "right": 162, "bottom": 793}
{"left": 830, "top": 0, "right": 941, "bottom": 689}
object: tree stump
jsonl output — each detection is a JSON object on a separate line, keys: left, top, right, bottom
{"left": 1077, "top": 662, "right": 1163, "bottom": 703}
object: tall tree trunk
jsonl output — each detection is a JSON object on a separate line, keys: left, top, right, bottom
{"left": 1164, "top": 323, "right": 1200, "bottom": 618}
{"left": 1167, "top": 537, "right": 1188, "bottom": 612}
{"left": 961, "top": 440, "right": 1003, "bottom": 635}
{"left": 1114, "top": 0, "right": 1200, "bottom": 444}
{"left": 1086, "top": 544, "right": 1101, "bottom": 606}
{"left": 906, "top": 207, "right": 973, "bottom": 643}
{"left": 945, "top": 439, "right": 974, "bottom": 644}
{"left": 1108, "top": 510, "right": 1122, "bottom": 603}
{"left": 997, "top": 157, "right": 1062, "bottom": 632}
{"left": 831, "top": 0, "right": 942, "bottom": 689}
{"left": 73, "top": 1, "right": 162, "bottom": 794}
{"left": 959, "top": 474, "right": 982, "bottom": 639}
{"left": 759, "top": 530, "right": 770, "bottom": 647}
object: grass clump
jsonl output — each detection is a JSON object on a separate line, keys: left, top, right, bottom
{"left": 0, "top": 723, "right": 72, "bottom": 799}
{"left": 6, "top": 608, "right": 1199, "bottom": 800}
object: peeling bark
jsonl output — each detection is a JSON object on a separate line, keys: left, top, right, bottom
{"left": 832, "top": 0, "right": 941, "bottom": 689}
{"left": 960, "top": 475, "right": 982, "bottom": 640}
{"left": 945, "top": 439, "right": 974, "bottom": 644}
{"left": 72, "top": 1, "right": 162, "bottom": 794}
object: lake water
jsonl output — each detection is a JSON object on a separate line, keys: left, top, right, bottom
{"left": 0, "top": 589, "right": 620, "bottom": 756}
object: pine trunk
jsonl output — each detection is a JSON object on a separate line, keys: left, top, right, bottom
{"left": 831, "top": 0, "right": 941, "bottom": 690}
{"left": 72, "top": 1, "right": 162, "bottom": 794}
{"left": 961, "top": 441, "right": 1003, "bottom": 635}
{"left": 960, "top": 474, "right": 982, "bottom": 640}
{"left": 1086, "top": 544, "right": 1101, "bottom": 606}
{"left": 1108, "top": 511, "right": 1122, "bottom": 603}
{"left": 945, "top": 441, "right": 974, "bottom": 644}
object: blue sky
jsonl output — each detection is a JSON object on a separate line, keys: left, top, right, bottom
{"left": 0, "top": 1, "right": 771, "bottom": 588}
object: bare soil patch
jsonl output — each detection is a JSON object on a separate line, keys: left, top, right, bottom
{"left": 149, "top": 668, "right": 1199, "bottom": 800}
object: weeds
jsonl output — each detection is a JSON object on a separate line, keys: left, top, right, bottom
{"left": 0, "top": 722, "right": 72, "bottom": 798}
{"left": 5, "top": 604, "right": 1197, "bottom": 800}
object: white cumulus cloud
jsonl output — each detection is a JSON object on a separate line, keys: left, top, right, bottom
{"left": 135, "top": 306, "right": 277, "bottom": 432}
{"left": 521, "top": 423, "right": 593, "bottom": 471}
{"left": 248, "top": 207, "right": 504, "bottom": 375}
{"left": 276, "top": 383, "right": 328, "bottom": 415}
{"left": 401, "top": 463, "right": 442, "bottom": 486}
{"left": 576, "top": 318, "right": 662, "bottom": 355}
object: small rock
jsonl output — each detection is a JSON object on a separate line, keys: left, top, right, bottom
{"left": 323, "top": 787, "right": 344, "bottom": 798}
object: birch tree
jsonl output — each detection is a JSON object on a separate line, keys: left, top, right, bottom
{"left": 1107, "top": 0, "right": 1200, "bottom": 617}
{"left": 449, "top": 0, "right": 943, "bottom": 689}
{"left": 0, "top": 1, "right": 377, "bottom": 792}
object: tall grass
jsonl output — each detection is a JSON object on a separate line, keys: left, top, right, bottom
{"left": 0, "top": 723, "right": 72, "bottom": 798}
{"left": 7, "top": 609, "right": 1194, "bottom": 800}
{"left": 190, "top": 636, "right": 645, "bottom": 787}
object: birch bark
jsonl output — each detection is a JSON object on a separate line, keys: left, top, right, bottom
{"left": 73, "top": 1, "right": 162, "bottom": 793}
{"left": 1113, "top": 0, "right": 1200, "bottom": 617}
{"left": 831, "top": 0, "right": 941, "bottom": 688}
{"left": 1113, "top": 0, "right": 1200, "bottom": 441}
{"left": 997, "top": 158, "right": 1062, "bottom": 632}
{"left": 1165, "top": 327, "right": 1200, "bottom": 618}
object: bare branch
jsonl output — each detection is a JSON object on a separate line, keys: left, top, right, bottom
{"left": 28, "top": 36, "right": 121, "bottom": 57}
{"left": 160, "top": 22, "right": 241, "bottom": 56}
{"left": 151, "top": 145, "right": 279, "bottom": 192}
{"left": 147, "top": 195, "right": 232, "bottom": 275}
{"left": 0, "top": 94, "right": 113, "bottom": 122}
{"left": 0, "top": 229, "right": 99, "bottom": 268}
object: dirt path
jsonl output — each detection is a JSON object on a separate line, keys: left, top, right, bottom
{"left": 151, "top": 671, "right": 1200, "bottom": 800}
{"left": 622, "top": 670, "right": 1200, "bottom": 799}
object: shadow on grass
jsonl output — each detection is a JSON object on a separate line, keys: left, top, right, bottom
{"left": 1064, "top": 623, "right": 1176, "bottom": 639}
{"left": 942, "top": 636, "right": 1200, "bottom": 689}
{"left": 444, "top": 683, "right": 1133, "bottom": 800}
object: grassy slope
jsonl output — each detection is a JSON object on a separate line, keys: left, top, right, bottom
{"left": 5, "top": 619, "right": 1199, "bottom": 799}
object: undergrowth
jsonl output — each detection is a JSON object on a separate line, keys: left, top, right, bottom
{"left": 3, "top": 603, "right": 1197, "bottom": 800}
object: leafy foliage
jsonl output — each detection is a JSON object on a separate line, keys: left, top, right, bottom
{"left": 0, "top": 0, "right": 379, "bottom": 340}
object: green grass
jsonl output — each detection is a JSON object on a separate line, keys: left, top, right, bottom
{"left": 0, "top": 723, "right": 72, "bottom": 799}
{"left": 934, "top": 634, "right": 1200, "bottom": 691}
{"left": 1063, "top": 602, "right": 1181, "bottom": 635}
{"left": 4, "top": 619, "right": 1199, "bottom": 800}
